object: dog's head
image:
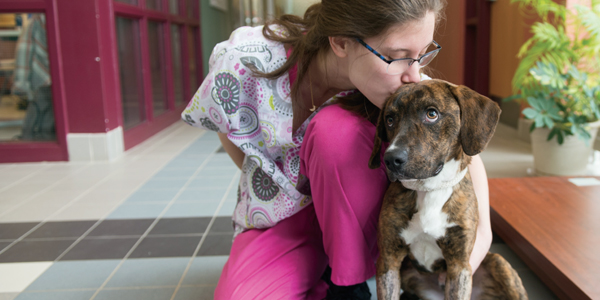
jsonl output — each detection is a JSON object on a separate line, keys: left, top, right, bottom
{"left": 369, "top": 80, "right": 501, "bottom": 181}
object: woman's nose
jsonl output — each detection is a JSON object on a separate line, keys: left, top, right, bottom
{"left": 401, "top": 63, "right": 422, "bottom": 84}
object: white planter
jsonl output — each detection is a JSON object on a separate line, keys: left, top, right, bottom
{"left": 530, "top": 120, "right": 600, "bottom": 176}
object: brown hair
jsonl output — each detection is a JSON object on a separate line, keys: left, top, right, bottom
{"left": 259, "top": 0, "right": 446, "bottom": 124}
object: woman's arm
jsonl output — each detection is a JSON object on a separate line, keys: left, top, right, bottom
{"left": 439, "top": 154, "right": 492, "bottom": 285}
{"left": 467, "top": 154, "right": 493, "bottom": 272}
{"left": 218, "top": 132, "right": 245, "bottom": 170}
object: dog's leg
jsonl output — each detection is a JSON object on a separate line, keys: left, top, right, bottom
{"left": 376, "top": 185, "right": 415, "bottom": 300}
{"left": 444, "top": 262, "right": 472, "bottom": 300}
{"left": 376, "top": 247, "right": 406, "bottom": 300}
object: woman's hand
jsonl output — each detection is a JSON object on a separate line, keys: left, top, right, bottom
{"left": 438, "top": 154, "right": 492, "bottom": 286}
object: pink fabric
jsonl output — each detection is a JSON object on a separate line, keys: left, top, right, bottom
{"left": 215, "top": 104, "right": 389, "bottom": 298}
{"left": 215, "top": 205, "right": 329, "bottom": 300}
{"left": 301, "top": 104, "right": 389, "bottom": 285}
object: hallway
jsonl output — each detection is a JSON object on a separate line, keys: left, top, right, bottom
{"left": 0, "top": 121, "right": 558, "bottom": 300}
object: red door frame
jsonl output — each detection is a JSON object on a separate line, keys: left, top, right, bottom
{"left": 112, "top": 0, "right": 203, "bottom": 150}
{"left": 464, "top": 0, "right": 491, "bottom": 97}
{"left": 0, "top": 0, "right": 203, "bottom": 162}
{"left": 0, "top": 0, "right": 70, "bottom": 162}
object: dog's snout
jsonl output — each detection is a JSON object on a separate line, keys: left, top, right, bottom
{"left": 384, "top": 149, "right": 409, "bottom": 173}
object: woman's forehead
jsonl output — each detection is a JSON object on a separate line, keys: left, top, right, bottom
{"left": 371, "top": 12, "right": 436, "bottom": 52}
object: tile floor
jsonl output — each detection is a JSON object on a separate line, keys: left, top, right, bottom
{"left": 0, "top": 121, "right": 565, "bottom": 300}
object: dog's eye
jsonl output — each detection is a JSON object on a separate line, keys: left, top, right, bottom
{"left": 425, "top": 109, "right": 438, "bottom": 122}
{"left": 386, "top": 116, "right": 394, "bottom": 127}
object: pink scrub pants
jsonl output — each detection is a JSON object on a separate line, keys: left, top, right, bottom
{"left": 214, "top": 104, "right": 389, "bottom": 299}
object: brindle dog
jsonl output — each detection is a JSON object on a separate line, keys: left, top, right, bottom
{"left": 369, "top": 80, "right": 528, "bottom": 300}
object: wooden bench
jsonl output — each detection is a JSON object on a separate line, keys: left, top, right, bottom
{"left": 489, "top": 176, "right": 600, "bottom": 300}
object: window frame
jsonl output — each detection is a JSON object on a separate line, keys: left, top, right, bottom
{"left": 113, "top": 0, "right": 202, "bottom": 148}
{"left": 0, "top": 0, "right": 69, "bottom": 162}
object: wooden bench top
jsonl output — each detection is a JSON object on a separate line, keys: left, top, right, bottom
{"left": 489, "top": 176, "right": 600, "bottom": 300}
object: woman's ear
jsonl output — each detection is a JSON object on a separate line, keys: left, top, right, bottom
{"left": 328, "top": 36, "right": 351, "bottom": 58}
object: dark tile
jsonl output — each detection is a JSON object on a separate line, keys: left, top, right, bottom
{"left": 208, "top": 217, "right": 235, "bottom": 234}
{"left": 60, "top": 237, "right": 139, "bottom": 261}
{"left": 148, "top": 217, "right": 211, "bottom": 235}
{"left": 129, "top": 236, "right": 202, "bottom": 258}
{"left": 216, "top": 146, "right": 225, "bottom": 153}
{"left": 0, "top": 222, "right": 39, "bottom": 239}
{"left": 0, "top": 239, "right": 76, "bottom": 262}
{"left": 197, "top": 234, "right": 232, "bottom": 256}
{"left": 0, "top": 241, "right": 12, "bottom": 252}
{"left": 492, "top": 231, "right": 505, "bottom": 244}
{"left": 87, "top": 219, "right": 154, "bottom": 237}
{"left": 26, "top": 221, "right": 97, "bottom": 239}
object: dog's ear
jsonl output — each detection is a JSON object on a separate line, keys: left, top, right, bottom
{"left": 448, "top": 83, "right": 501, "bottom": 156}
{"left": 369, "top": 101, "right": 389, "bottom": 169}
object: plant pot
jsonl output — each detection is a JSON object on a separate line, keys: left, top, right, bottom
{"left": 530, "top": 120, "right": 600, "bottom": 176}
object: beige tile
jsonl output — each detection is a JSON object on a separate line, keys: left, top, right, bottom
{"left": 4, "top": 181, "right": 58, "bottom": 194}
{"left": 47, "top": 202, "right": 121, "bottom": 221}
{"left": 0, "top": 262, "right": 53, "bottom": 293}
{"left": 44, "top": 181, "right": 94, "bottom": 192}
{"left": 26, "top": 190, "right": 84, "bottom": 207}
{"left": 94, "top": 178, "right": 148, "bottom": 192}
{"left": 0, "top": 189, "right": 42, "bottom": 204}
{"left": 76, "top": 189, "right": 133, "bottom": 205}
{"left": 0, "top": 292, "right": 19, "bottom": 300}
{"left": 0, "top": 204, "right": 64, "bottom": 223}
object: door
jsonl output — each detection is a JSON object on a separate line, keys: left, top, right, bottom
{"left": 463, "top": 0, "right": 492, "bottom": 96}
{"left": 0, "top": 1, "right": 68, "bottom": 162}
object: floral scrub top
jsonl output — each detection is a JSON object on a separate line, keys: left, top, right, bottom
{"left": 182, "top": 25, "right": 354, "bottom": 236}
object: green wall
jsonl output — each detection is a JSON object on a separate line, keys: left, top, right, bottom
{"left": 200, "top": 0, "right": 234, "bottom": 77}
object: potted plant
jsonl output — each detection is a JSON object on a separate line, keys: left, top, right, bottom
{"left": 508, "top": 0, "right": 600, "bottom": 176}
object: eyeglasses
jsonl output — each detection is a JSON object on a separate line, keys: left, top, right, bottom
{"left": 356, "top": 38, "right": 442, "bottom": 75}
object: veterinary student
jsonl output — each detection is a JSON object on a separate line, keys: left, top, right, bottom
{"left": 182, "top": 0, "right": 492, "bottom": 298}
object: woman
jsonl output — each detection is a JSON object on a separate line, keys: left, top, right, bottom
{"left": 182, "top": 0, "right": 492, "bottom": 299}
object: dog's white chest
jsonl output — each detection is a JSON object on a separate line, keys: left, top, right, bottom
{"left": 400, "top": 188, "right": 455, "bottom": 272}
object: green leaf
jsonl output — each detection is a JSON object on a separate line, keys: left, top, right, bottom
{"left": 527, "top": 96, "right": 544, "bottom": 111}
{"left": 557, "top": 130, "right": 564, "bottom": 144}
{"left": 576, "top": 4, "right": 600, "bottom": 39}
{"left": 503, "top": 94, "right": 523, "bottom": 102}
{"left": 543, "top": 115, "right": 555, "bottom": 128}
{"left": 547, "top": 105, "right": 562, "bottom": 120}
{"left": 535, "top": 114, "right": 545, "bottom": 127}
{"left": 547, "top": 128, "right": 558, "bottom": 141}
{"left": 522, "top": 108, "right": 539, "bottom": 119}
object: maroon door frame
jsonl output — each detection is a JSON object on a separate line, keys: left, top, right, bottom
{"left": 463, "top": 0, "right": 491, "bottom": 97}
{"left": 112, "top": 0, "right": 203, "bottom": 150}
{"left": 0, "top": 0, "right": 203, "bottom": 162}
{"left": 0, "top": 0, "right": 70, "bottom": 162}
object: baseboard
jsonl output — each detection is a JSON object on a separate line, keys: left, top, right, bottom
{"left": 67, "top": 127, "right": 124, "bottom": 162}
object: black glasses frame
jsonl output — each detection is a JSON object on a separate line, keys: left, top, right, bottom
{"left": 355, "top": 38, "right": 442, "bottom": 69}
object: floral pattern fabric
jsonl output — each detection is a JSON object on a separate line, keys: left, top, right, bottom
{"left": 182, "top": 25, "right": 354, "bottom": 236}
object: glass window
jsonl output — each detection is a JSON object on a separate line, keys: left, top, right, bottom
{"left": 116, "top": 17, "right": 145, "bottom": 130}
{"left": 169, "top": 0, "right": 179, "bottom": 14}
{"left": 187, "top": 27, "right": 198, "bottom": 97}
{"left": 170, "top": 24, "right": 183, "bottom": 106}
{"left": 186, "top": 0, "right": 197, "bottom": 18}
{"left": 148, "top": 21, "right": 168, "bottom": 117}
{"left": 0, "top": 13, "right": 55, "bottom": 142}
{"left": 145, "top": 0, "right": 162, "bottom": 10}
{"left": 115, "top": 0, "right": 138, "bottom": 5}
